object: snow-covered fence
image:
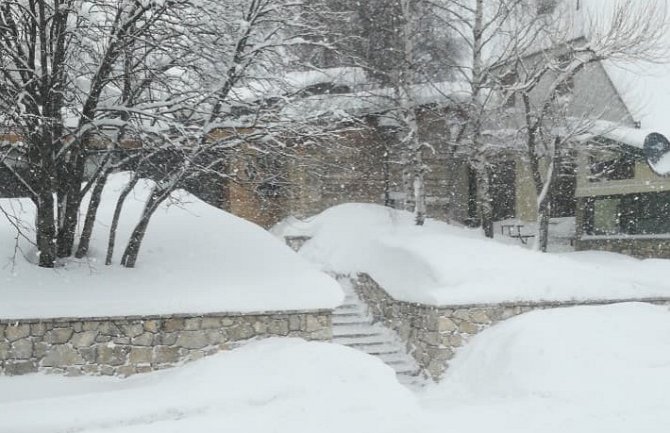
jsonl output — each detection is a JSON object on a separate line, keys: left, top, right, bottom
{"left": 0, "top": 310, "right": 331, "bottom": 377}
{"left": 353, "top": 273, "right": 670, "bottom": 380}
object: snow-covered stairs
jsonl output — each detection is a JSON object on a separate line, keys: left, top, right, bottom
{"left": 331, "top": 276, "right": 424, "bottom": 387}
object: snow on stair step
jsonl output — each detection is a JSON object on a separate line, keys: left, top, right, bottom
{"left": 329, "top": 274, "right": 424, "bottom": 388}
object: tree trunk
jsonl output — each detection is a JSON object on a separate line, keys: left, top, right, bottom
{"left": 382, "top": 148, "right": 393, "bottom": 207}
{"left": 413, "top": 149, "right": 426, "bottom": 225}
{"left": 56, "top": 154, "right": 86, "bottom": 258}
{"left": 532, "top": 137, "right": 561, "bottom": 252}
{"left": 478, "top": 166, "right": 494, "bottom": 238}
{"left": 536, "top": 199, "right": 551, "bottom": 252}
{"left": 120, "top": 185, "right": 170, "bottom": 268}
{"left": 75, "top": 173, "right": 109, "bottom": 258}
{"left": 106, "top": 176, "right": 140, "bottom": 265}
{"left": 35, "top": 192, "right": 57, "bottom": 268}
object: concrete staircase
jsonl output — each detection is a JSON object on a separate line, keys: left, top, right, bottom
{"left": 331, "top": 276, "right": 424, "bottom": 388}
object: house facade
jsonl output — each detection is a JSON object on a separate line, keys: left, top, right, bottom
{"left": 229, "top": 51, "right": 670, "bottom": 259}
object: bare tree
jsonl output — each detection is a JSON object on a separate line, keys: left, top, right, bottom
{"left": 500, "top": 0, "right": 668, "bottom": 251}
{"left": 0, "top": 0, "right": 345, "bottom": 268}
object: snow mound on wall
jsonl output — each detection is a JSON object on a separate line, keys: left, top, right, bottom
{"left": 275, "top": 203, "right": 670, "bottom": 305}
{"left": 421, "top": 303, "right": 670, "bottom": 431}
{"left": 0, "top": 339, "right": 421, "bottom": 433}
{"left": 430, "top": 303, "right": 670, "bottom": 401}
{"left": 0, "top": 173, "right": 342, "bottom": 319}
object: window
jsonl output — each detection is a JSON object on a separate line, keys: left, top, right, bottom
{"left": 555, "top": 54, "right": 575, "bottom": 96}
{"left": 499, "top": 70, "right": 517, "bottom": 108}
{"left": 583, "top": 192, "right": 670, "bottom": 235}
{"left": 589, "top": 156, "right": 635, "bottom": 182}
{"left": 550, "top": 158, "right": 576, "bottom": 217}
{"left": 537, "top": 0, "right": 557, "bottom": 15}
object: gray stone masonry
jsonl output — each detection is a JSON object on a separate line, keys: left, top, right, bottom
{"left": 0, "top": 310, "right": 331, "bottom": 377}
{"left": 353, "top": 273, "right": 670, "bottom": 381}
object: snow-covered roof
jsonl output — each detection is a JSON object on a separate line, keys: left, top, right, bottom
{"left": 230, "top": 67, "right": 369, "bottom": 102}
{"left": 281, "top": 80, "right": 472, "bottom": 121}
{"left": 575, "top": 0, "right": 670, "bottom": 137}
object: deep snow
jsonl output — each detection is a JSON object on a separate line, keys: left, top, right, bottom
{"left": 3, "top": 303, "right": 670, "bottom": 432}
{"left": 420, "top": 302, "right": 670, "bottom": 432}
{"left": 0, "top": 173, "right": 342, "bottom": 319}
{"left": 274, "top": 203, "right": 670, "bottom": 305}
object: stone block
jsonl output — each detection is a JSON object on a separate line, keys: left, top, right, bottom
{"left": 65, "top": 367, "right": 82, "bottom": 377}
{"left": 5, "top": 360, "right": 37, "bottom": 375}
{"left": 153, "top": 346, "right": 181, "bottom": 364}
{"left": 98, "top": 322, "right": 121, "bottom": 336}
{"left": 438, "top": 317, "right": 457, "bottom": 332}
{"left": 117, "top": 365, "right": 137, "bottom": 377}
{"left": 442, "top": 334, "right": 463, "bottom": 348}
{"left": 5, "top": 324, "right": 30, "bottom": 342}
{"left": 9, "top": 338, "right": 33, "bottom": 359}
{"left": 44, "top": 328, "right": 73, "bottom": 344}
{"left": 70, "top": 331, "right": 98, "bottom": 348}
{"left": 253, "top": 320, "right": 268, "bottom": 334}
{"left": 158, "top": 332, "right": 178, "bottom": 346}
{"left": 267, "top": 319, "right": 289, "bottom": 336}
{"left": 184, "top": 318, "right": 202, "bottom": 330}
{"left": 31, "top": 323, "right": 47, "bottom": 336}
{"left": 144, "top": 320, "right": 161, "bottom": 333}
{"left": 100, "top": 365, "right": 115, "bottom": 376}
{"left": 0, "top": 341, "right": 10, "bottom": 360}
{"left": 229, "top": 323, "right": 255, "bottom": 340}
{"left": 82, "top": 322, "right": 100, "bottom": 332}
{"left": 95, "top": 334, "right": 112, "bottom": 343}
{"left": 201, "top": 318, "right": 222, "bottom": 329}
{"left": 79, "top": 347, "right": 97, "bottom": 364}
{"left": 304, "top": 315, "right": 323, "bottom": 332}
{"left": 137, "top": 365, "right": 153, "bottom": 374}
{"left": 288, "top": 315, "right": 301, "bottom": 331}
{"left": 82, "top": 364, "right": 100, "bottom": 375}
{"left": 97, "top": 345, "right": 130, "bottom": 366}
{"left": 453, "top": 309, "right": 471, "bottom": 321}
{"left": 205, "top": 330, "right": 224, "bottom": 345}
{"left": 175, "top": 331, "right": 209, "bottom": 349}
{"left": 41, "top": 345, "right": 85, "bottom": 367}
{"left": 121, "top": 323, "right": 144, "bottom": 338}
{"left": 129, "top": 347, "right": 153, "bottom": 364}
{"left": 163, "top": 318, "right": 185, "bottom": 332}
{"left": 470, "top": 309, "right": 490, "bottom": 324}
{"left": 457, "top": 321, "right": 479, "bottom": 335}
{"left": 131, "top": 332, "right": 154, "bottom": 346}
{"left": 112, "top": 336, "right": 131, "bottom": 345}
{"left": 33, "top": 342, "right": 49, "bottom": 358}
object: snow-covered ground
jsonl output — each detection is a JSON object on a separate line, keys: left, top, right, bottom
{"left": 274, "top": 203, "right": 670, "bottom": 305}
{"left": 0, "top": 173, "right": 342, "bottom": 319}
{"left": 3, "top": 302, "right": 669, "bottom": 432}
{"left": 421, "top": 302, "right": 670, "bottom": 432}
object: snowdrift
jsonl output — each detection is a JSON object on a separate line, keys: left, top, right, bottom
{"left": 275, "top": 203, "right": 670, "bottom": 305}
{"left": 421, "top": 302, "right": 670, "bottom": 432}
{"left": 0, "top": 173, "right": 342, "bottom": 319}
{"left": 0, "top": 339, "right": 421, "bottom": 433}
{"left": 3, "top": 304, "right": 670, "bottom": 432}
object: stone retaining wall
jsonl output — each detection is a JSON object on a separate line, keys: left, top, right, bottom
{"left": 353, "top": 273, "right": 670, "bottom": 380}
{"left": 0, "top": 310, "right": 331, "bottom": 377}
